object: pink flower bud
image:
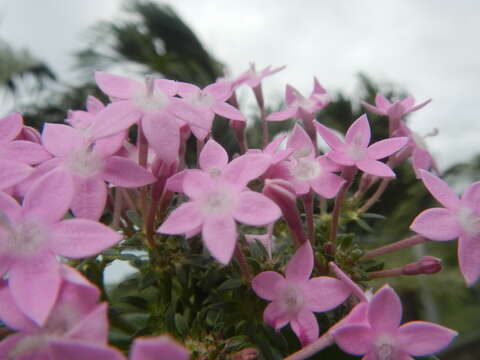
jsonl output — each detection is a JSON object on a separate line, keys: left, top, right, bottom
{"left": 402, "top": 256, "right": 442, "bottom": 275}
{"left": 263, "top": 179, "right": 307, "bottom": 246}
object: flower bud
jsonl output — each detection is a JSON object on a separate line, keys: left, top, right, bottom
{"left": 263, "top": 179, "right": 307, "bottom": 246}
{"left": 402, "top": 256, "right": 442, "bottom": 276}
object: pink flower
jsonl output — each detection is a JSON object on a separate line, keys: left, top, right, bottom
{"left": 130, "top": 336, "right": 189, "bottom": 360}
{"left": 41, "top": 123, "right": 155, "bottom": 220}
{"left": 252, "top": 242, "right": 351, "bottom": 346}
{"left": 267, "top": 78, "right": 330, "bottom": 121}
{"left": 410, "top": 170, "right": 480, "bottom": 285}
{"left": 332, "top": 285, "right": 457, "bottom": 360}
{"left": 362, "top": 94, "right": 431, "bottom": 119}
{"left": 315, "top": 115, "right": 408, "bottom": 177}
{"left": 237, "top": 63, "right": 286, "bottom": 89}
{"left": 177, "top": 81, "right": 246, "bottom": 139}
{"left": 245, "top": 223, "right": 275, "bottom": 259}
{"left": 270, "top": 125, "right": 345, "bottom": 198}
{"left": 0, "top": 113, "right": 51, "bottom": 190}
{"left": 0, "top": 170, "right": 122, "bottom": 324}
{"left": 158, "top": 140, "right": 281, "bottom": 264}
{"left": 0, "top": 265, "right": 111, "bottom": 358}
{"left": 91, "top": 72, "right": 204, "bottom": 163}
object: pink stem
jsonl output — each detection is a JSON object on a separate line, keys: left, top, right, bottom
{"left": 360, "top": 235, "right": 428, "bottom": 261}
{"left": 284, "top": 332, "right": 334, "bottom": 360}
{"left": 303, "top": 191, "right": 315, "bottom": 243}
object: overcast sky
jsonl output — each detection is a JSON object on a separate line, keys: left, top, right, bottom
{"left": 2, "top": 0, "right": 480, "bottom": 170}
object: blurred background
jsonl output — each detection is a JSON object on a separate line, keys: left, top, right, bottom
{"left": 1, "top": 1, "right": 479, "bottom": 358}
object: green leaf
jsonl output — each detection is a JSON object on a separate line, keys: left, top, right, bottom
{"left": 120, "top": 295, "right": 149, "bottom": 310}
{"left": 126, "top": 210, "right": 143, "bottom": 228}
{"left": 139, "top": 271, "right": 157, "bottom": 290}
{"left": 366, "top": 262, "right": 384, "bottom": 272}
{"left": 361, "top": 212, "right": 386, "bottom": 220}
{"left": 218, "top": 278, "right": 243, "bottom": 291}
{"left": 174, "top": 313, "right": 188, "bottom": 336}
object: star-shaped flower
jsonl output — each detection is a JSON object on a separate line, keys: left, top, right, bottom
{"left": 332, "top": 285, "right": 457, "bottom": 360}
{"left": 159, "top": 140, "right": 281, "bottom": 264}
{"left": 362, "top": 94, "right": 431, "bottom": 119}
{"left": 0, "top": 170, "right": 122, "bottom": 324}
{"left": 315, "top": 115, "right": 408, "bottom": 177}
{"left": 410, "top": 170, "right": 480, "bottom": 285}
{"left": 252, "top": 242, "right": 351, "bottom": 345}
{"left": 266, "top": 78, "right": 330, "bottom": 121}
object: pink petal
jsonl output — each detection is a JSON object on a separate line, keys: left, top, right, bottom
{"left": 303, "top": 277, "right": 351, "bottom": 312}
{"left": 361, "top": 101, "right": 385, "bottom": 115}
{"left": 91, "top": 101, "right": 142, "bottom": 140}
{"left": 458, "top": 235, "right": 480, "bottom": 286}
{"left": 266, "top": 107, "right": 297, "bottom": 121}
{"left": 66, "top": 303, "right": 109, "bottom": 343}
{"left": 332, "top": 324, "right": 372, "bottom": 355}
{"left": 71, "top": 177, "right": 107, "bottom": 220}
{"left": 86, "top": 95, "right": 105, "bottom": 114}
{"left": 233, "top": 191, "right": 281, "bottom": 226}
{"left": 204, "top": 81, "right": 232, "bottom": 101}
{"left": 310, "top": 173, "right": 345, "bottom": 199}
{"left": 49, "top": 340, "right": 125, "bottom": 360}
{"left": 398, "top": 321, "right": 457, "bottom": 356}
{"left": 420, "top": 170, "right": 460, "bottom": 210}
{"left": 142, "top": 112, "right": 180, "bottom": 164}
{"left": 183, "top": 171, "right": 216, "bottom": 199}
{"left": 356, "top": 159, "right": 395, "bottom": 177}
{"left": 285, "top": 84, "right": 302, "bottom": 106}
{"left": 407, "top": 98, "right": 432, "bottom": 113}
{"left": 9, "top": 254, "right": 61, "bottom": 325}
{"left": 176, "top": 82, "right": 200, "bottom": 97}
{"left": 411, "top": 149, "right": 433, "bottom": 178}
{"left": 251, "top": 271, "right": 286, "bottom": 301}
{"left": 327, "top": 150, "right": 355, "bottom": 166}
{"left": 345, "top": 115, "right": 371, "bottom": 148}
{"left": 130, "top": 336, "right": 189, "bottom": 360}
{"left": 329, "top": 262, "right": 368, "bottom": 303}
{"left": 158, "top": 202, "right": 203, "bottom": 234}
{"left": 154, "top": 79, "right": 179, "bottom": 97}
{"left": 212, "top": 102, "right": 245, "bottom": 121}
{"left": 169, "top": 98, "right": 207, "bottom": 134}
{"left": 368, "top": 285, "right": 402, "bottom": 333}
{"left": 94, "top": 131, "right": 126, "bottom": 157}
{"left": 1, "top": 140, "right": 51, "bottom": 165}
{"left": 95, "top": 71, "right": 142, "bottom": 99}
{"left": 51, "top": 219, "right": 122, "bottom": 258}
{"left": 222, "top": 153, "right": 271, "bottom": 188}
{"left": 285, "top": 241, "right": 313, "bottom": 282}
{"left": 0, "top": 279, "right": 37, "bottom": 331}
{"left": 410, "top": 208, "right": 460, "bottom": 241}
{"left": 264, "top": 134, "right": 287, "bottom": 154}
{"left": 263, "top": 300, "right": 291, "bottom": 331}
{"left": 318, "top": 155, "right": 344, "bottom": 172}
{"left": 314, "top": 122, "right": 344, "bottom": 150}
{"left": 0, "top": 334, "right": 29, "bottom": 358}
{"left": 0, "top": 160, "right": 32, "bottom": 190}
{"left": 461, "top": 181, "right": 480, "bottom": 208}
{"left": 366, "top": 137, "right": 408, "bottom": 160}
{"left": 202, "top": 216, "right": 236, "bottom": 264}
{"left": 199, "top": 139, "right": 229, "bottom": 171}
{"left": 287, "top": 125, "right": 315, "bottom": 156}
{"left": 0, "top": 192, "right": 21, "bottom": 223}
{"left": 103, "top": 156, "right": 156, "bottom": 187}
{"left": 375, "top": 93, "right": 391, "bottom": 109}
{"left": 400, "top": 96, "right": 415, "bottom": 109}
{"left": 0, "top": 113, "right": 23, "bottom": 141}
{"left": 290, "top": 309, "right": 319, "bottom": 346}
{"left": 165, "top": 169, "right": 202, "bottom": 193}
{"left": 42, "top": 123, "right": 84, "bottom": 157}
{"left": 23, "top": 169, "right": 74, "bottom": 223}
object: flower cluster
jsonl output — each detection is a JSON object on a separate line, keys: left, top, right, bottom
{"left": 0, "top": 63, "right": 468, "bottom": 359}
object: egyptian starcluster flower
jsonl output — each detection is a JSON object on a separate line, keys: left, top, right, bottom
{"left": 315, "top": 114, "right": 408, "bottom": 177}
{"left": 410, "top": 170, "right": 480, "bottom": 285}
{"left": 159, "top": 139, "right": 281, "bottom": 264}
{"left": 0, "top": 113, "right": 51, "bottom": 191}
{"left": 252, "top": 242, "right": 351, "bottom": 345}
{"left": 332, "top": 285, "right": 457, "bottom": 360}
{"left": 266, "top": 77, "right": 330, "bottom": 122}
{"left": 0, "top": 170, "right": 121, "bottom": 324}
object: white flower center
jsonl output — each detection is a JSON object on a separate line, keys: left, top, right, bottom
{"left": 8, "top": 335, "right": 51, "bottom": 359}
{"left": 281, "top": 283, "right": 304, "bottom": 314}
{"left": 291, "top": 158, "right": 321, "bottom": 181}
{"left": 458, "top": 207, "right": 480, "bottom": 237}
{"left": 64, "top": 147, "right": 103, "bottom": 177}
{"left": 7, "top": 220, "right": 49, "bottom": 257}
{"left": 200, "top": 189, "right": 236, "bottom": 216}
{"left": 375, "top": 336, "right": 396, "bottom": 360}
{"left": 187, "top": 91, "right": 215, "bottom": 107}
{"left": 132, "top": 87, "right": 169, "bottom": 113}
{"left": 208, "top": 168, "right": 222, "bottom": 179}
{"left": 346, "top": 132, "right": 366, "bottom": 161}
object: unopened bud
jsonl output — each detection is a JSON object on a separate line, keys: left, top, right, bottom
{"left": 402, "top": 256, "right": 442, "bottom": 276}
{"left": 263, "top": 179, "right": 307, "bottom": 246}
